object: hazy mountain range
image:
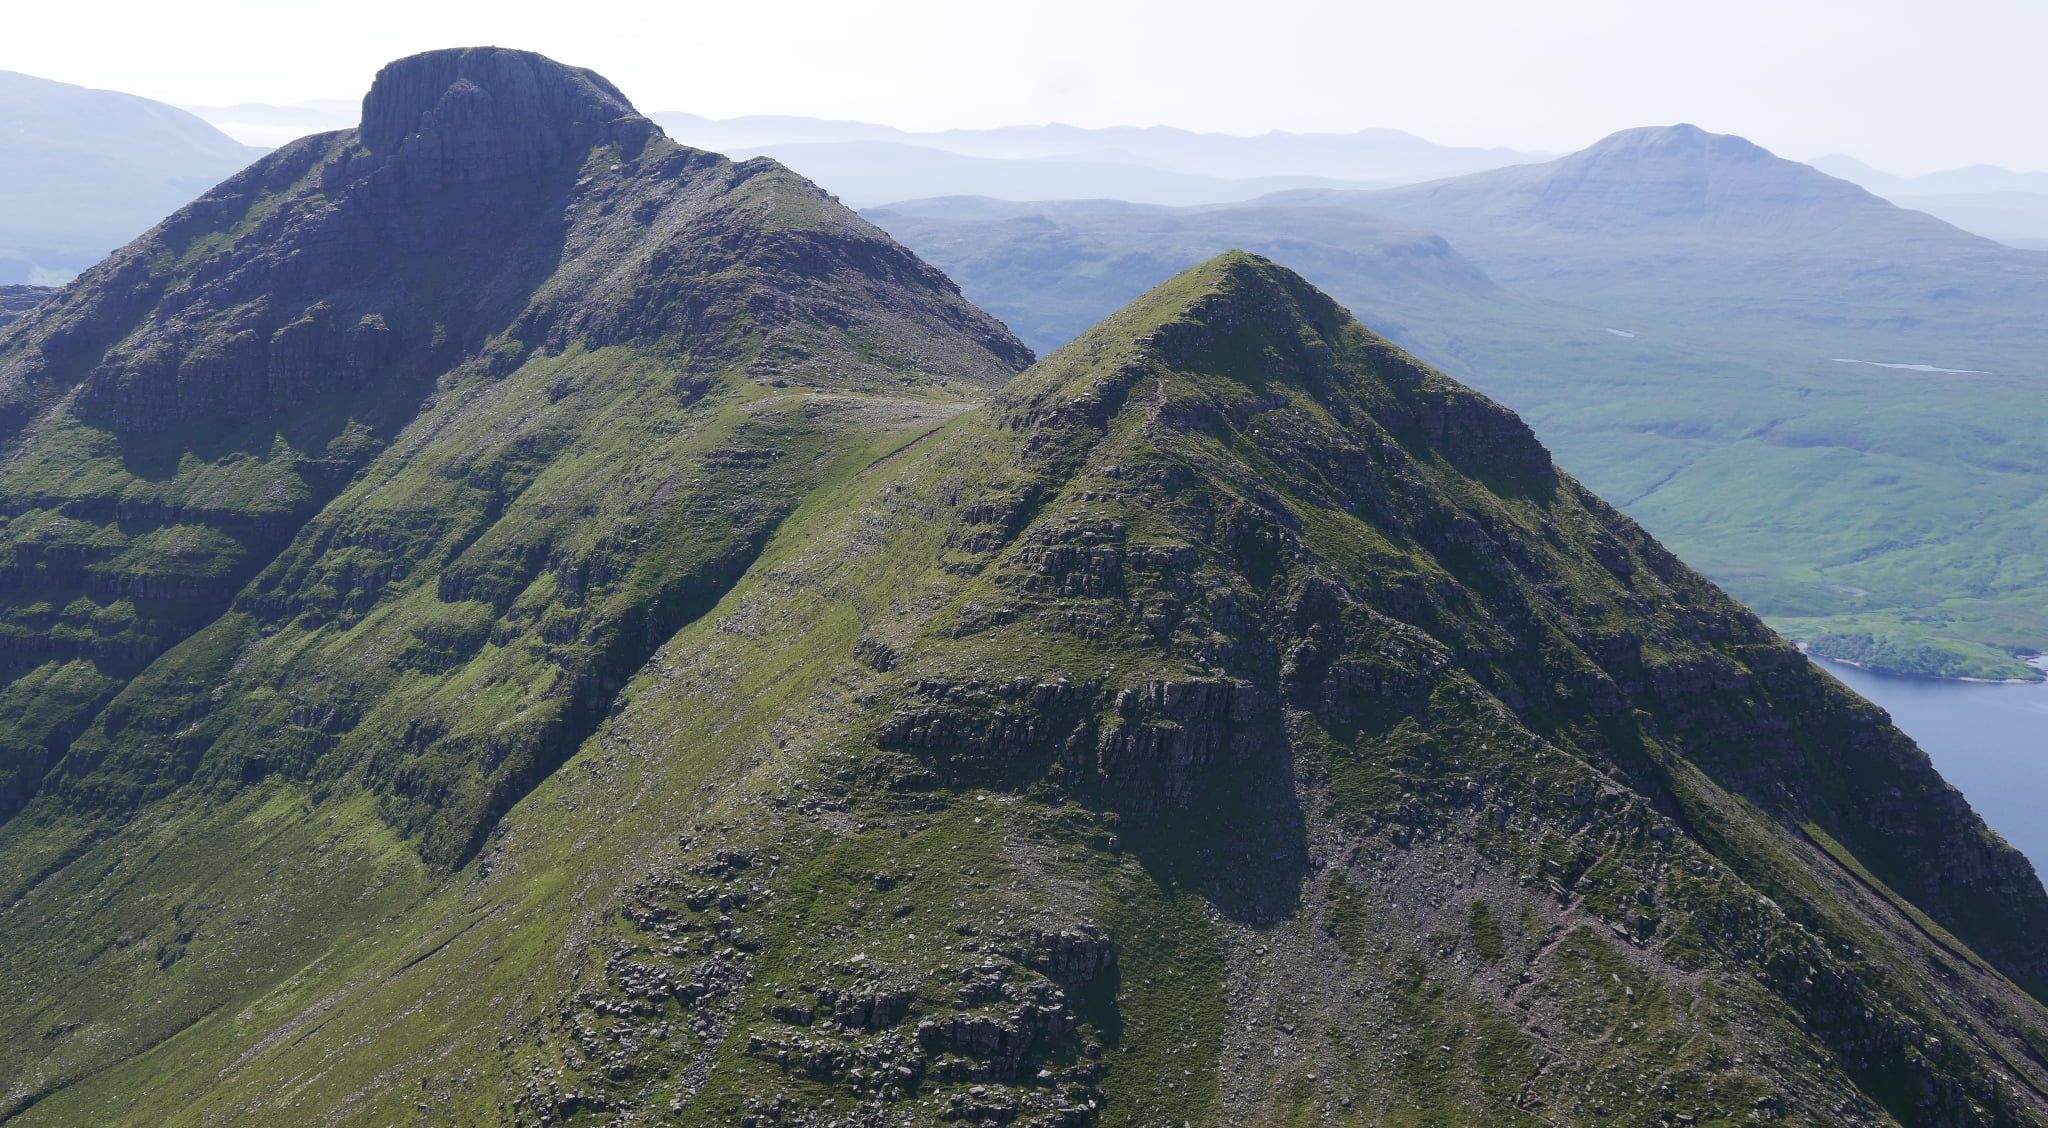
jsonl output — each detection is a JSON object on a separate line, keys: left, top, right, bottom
{"left": 1811, "top": 152, "right": 2048, "bottom": 249}
{"left": 652, "top": 113, "right": 1548, "bottom": 178}
{"left": 647, "top": 114, "right": 1548, "bottom": 204}
{"left": 3, "top": 50, "right": 2046, "bottom": 1124}
{"left": 0, "top": 71, "right": 259, "bottom": 282}
{"left": 665, "top": 140, "right": 1393, "bottom": 208}
{"left": 871, "top": 125, "right": 2048, "bottom": 680}
{"left": 18, "top": 80, "right": 2028, "bottom": 273}
{"left": 179, "top": 97, "right": 357, "bottom": 148}
{"left": 179, "top": 98, "right": 2048, "bottom": 249}
{"left": 175, "top": 101, "right": 1552, "bottom": 207}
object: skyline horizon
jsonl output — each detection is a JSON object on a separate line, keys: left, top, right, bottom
{"left": 14, "top": 73, "right": 2023, "bottom": 181}
{"left": 5, "top": 1, "right": 2046, "bottom": 178}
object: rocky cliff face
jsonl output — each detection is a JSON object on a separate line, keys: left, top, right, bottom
{"left": 0, "top": 285, "right": 47, "bottom": 329}
{"left": 354, "top": 47, "right": 652, "bottom": 168}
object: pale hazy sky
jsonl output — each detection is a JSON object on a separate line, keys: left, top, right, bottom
{"left": 4, "top": 0, "right": 2043, "bottom": 174}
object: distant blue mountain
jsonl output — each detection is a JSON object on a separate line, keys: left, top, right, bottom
{"left": 646, "top": 113, "right": 1546, "bottom": 205}
{"left": 1809, "top": 153, "right": 2048, "bottom": 247}
{"left": 0, "top": 70, "right": 260, "bottom": 283}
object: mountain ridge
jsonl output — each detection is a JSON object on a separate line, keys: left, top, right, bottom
{"left": 1275, "top": 123, "right": 2014, "bottom": 253}
{"left": 577, "top": 115, "right": 1553, "bottom": 183}
{"left": 1807, "top": 153, "right": 2048, "bottom": 248}
{"left": 1811, "top": 152, "right": 2048, "bottom": 197}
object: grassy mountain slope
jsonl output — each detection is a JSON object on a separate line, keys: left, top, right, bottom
{"left": 868, "top": 132, "right": 2048, "bottom": 679}
{"left": 0, "top": 47, "right": 1027, "bottom": 836}
{"left": 7, "top": 253, "right": 2048, "bottom": 1126}
{"left": 0, "top": 70, "right": 261, "bottom": 284}
{"left": 0, "top": 47, "right": 1035, "bottom": 1117}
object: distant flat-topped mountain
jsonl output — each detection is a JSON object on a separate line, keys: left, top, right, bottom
{"left": 1276, "top": 124, "right": 2048, "bottom": 358}
{"left": 0, "top": 70, "right": 261, "bottom": 283}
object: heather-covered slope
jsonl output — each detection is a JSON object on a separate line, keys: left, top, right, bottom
{"left": 8, "top": 253, "right": 2043, "bottom": 1126}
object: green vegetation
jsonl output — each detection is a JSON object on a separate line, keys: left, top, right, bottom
{"left": 15, "top": 245, "right": 2044, "bottom": 1124}
{"left": 2, "top": 49, "right": 2047, "bottom": 1125}
{"left": 1804, "top": 629, "right": 2038, "bottom": 681}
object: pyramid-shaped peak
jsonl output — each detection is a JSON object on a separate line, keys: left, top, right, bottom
{"left": 999, "top": 251, "right": 1346, "bottom": 404}
{"left": 1001, "top": 250, "right": 1556, "bottom": 487}
{"left": 1157, "top": 250, "right": 1340, "bottom": 315}
{"left": 1173, "top": 248, "right": 1328, "bottom": 301}
{"left": 359, "top": 46, "right": 653, "bottom": 160}
{"left": 1081, "top": 251, "right": 1349, "bottom": 357}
